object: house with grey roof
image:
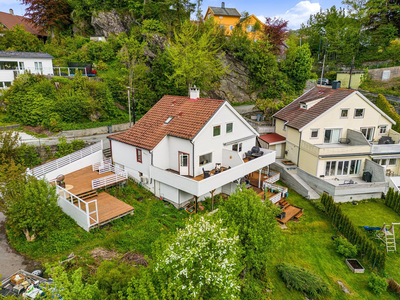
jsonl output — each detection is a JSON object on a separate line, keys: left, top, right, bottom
{"left": 263, "top": 85, "right": 400, "bottom": 202}
{"left": 0, "top": 51, "right": 54, "bottom": 89}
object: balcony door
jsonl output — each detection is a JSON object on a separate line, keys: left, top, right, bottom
{"left": 179, "top": 152, "right": 189, "bottom": 176}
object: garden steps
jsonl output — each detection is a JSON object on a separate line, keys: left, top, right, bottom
{"left": 76, "top": 190, "right": 98, "bottom": 201}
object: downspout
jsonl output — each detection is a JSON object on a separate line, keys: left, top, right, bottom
{"left": 150, "top": 150, "right": 153, "bottom": 184}
{"left": 190, "top": 140, "right": 195, "bottom": 177}
{"left": 297, "top": 132, "right": 302, "bottom": 166}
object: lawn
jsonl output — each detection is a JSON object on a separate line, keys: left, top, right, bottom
{"left": 265, "top": 191, "right": 398, "bottom": 299}
{"left": 341, "top": 200, "right": 400, "bottom": 285}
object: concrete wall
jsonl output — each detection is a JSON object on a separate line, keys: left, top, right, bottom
{"left": 368, "top": 66, "right": 400, "bottom": 81}
{"left": 271, "top": 163, "right": 309, "bottom": 198}
{"left": 347, "top": 129, "right": 370, "bottom": 145}
{"left": 58, "top": 122, "right": 131, "bottom": 138}
{"left": 364, "top": 159, "right": 386, "bottom": 182}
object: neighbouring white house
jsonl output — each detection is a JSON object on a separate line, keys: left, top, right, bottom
{"left": 0, "top": 51, "right": 54, "bottom": 89}
{"left": 265, "top": 85, "right": 400, "bottom": 201}
{"left": 107, "top": 87, "right": 277, "bottom": 207}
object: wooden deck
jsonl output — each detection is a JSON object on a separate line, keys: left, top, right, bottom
{"left": 192, "top": 167, "right": 229, "bottom": 181}
{"left": 275, "top": 199, "right": 303, "bottom": 224}
{"left": 64, "top": 166, "right": 123, "bottom": 195}
{"left": 82, "top": 192, "right": 134, "bottom": 226}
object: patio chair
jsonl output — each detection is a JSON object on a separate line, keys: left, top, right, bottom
{"left": 215, "top": 163, "right": 222, "bottom": 174}
{"left": 202, "top": 168, "right": 210, "bottom": 178}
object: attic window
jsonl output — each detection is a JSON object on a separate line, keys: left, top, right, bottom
{"left": 164, "top": 116, "right": 173, "bottom": 124}
{"left": 300, "top": 103, "right": 307, "bottom": 109}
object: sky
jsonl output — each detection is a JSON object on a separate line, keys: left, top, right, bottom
{"left": 1, "top": 0, "right": 344, "bottom": 30}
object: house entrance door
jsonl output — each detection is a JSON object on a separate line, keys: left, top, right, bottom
{"left": 179, "top": 152, "right": 189, "bottom": 176}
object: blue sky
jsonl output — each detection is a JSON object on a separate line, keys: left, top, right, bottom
{"left": 2, "top": 0, "right": 343, "bottom": 30}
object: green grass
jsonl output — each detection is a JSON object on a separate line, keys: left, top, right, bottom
{"left": 265, "top": 191, "right": 398, "bottom": 299}
{"left": 341, "top": 200, "right": 400, "bottom": 285}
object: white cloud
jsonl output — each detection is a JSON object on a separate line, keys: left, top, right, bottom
{"left": 270, "top": 1, "right": 321, "bottom": 30}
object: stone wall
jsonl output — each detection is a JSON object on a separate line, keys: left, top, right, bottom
{"left": 34, "top": 142, "right": 94, "bottom": 163}
{"left": 56, "top": 122, "right": 131, "bottom": 138}
{"left": 368, "top": 66, "right": 400, "bottom": 80}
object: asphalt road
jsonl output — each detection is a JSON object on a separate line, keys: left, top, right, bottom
{"left": 0, "top": 212, "right": 40, "bottom": 278}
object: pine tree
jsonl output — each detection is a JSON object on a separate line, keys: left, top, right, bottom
{"left": 385, "top": 188, "right": 393, "bottom": 207}
{"left": 365, "top": 241, "right": 373, "bottom": 261}
{"left": 371, "top": 248, "right": 378, "bottom": 268}
{"left": 394, "top": 192, "right": 400, "bottom": 212}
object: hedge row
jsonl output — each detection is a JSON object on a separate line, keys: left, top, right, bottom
{"left": 385, "top": 188, "right": 400, "bottom": 212}
{"left": 321, "top": 194, "right": 386, "bottom": 271}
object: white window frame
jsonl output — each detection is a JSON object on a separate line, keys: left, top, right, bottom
{"left": 324, "top": 128, "right": 342, "bottom": 144}
{"left": 360, "top": 127, "right": 375, "bottom": 141}
{"left": 310, "top": 129, "right": 319, "bottom": 139}
{"left": 232, "top": 143, "right": 242, "bottom": 152}
{"left": 300, "top": 103, "right": 307, "bottom": 109}
{"left": 219, "top": 25, "right": 225, "bottom": 29}
{"left": 379, "top": 125, "right": 388, "bottom": 135}
{"left": 229, "top": 25, "right": 234, "bottom": 30}
{"left": 226, "top": 122, "right": 233, "bottom": 133}
{"left": 389, "top": 158, "right": 397, "bottom": 166}
{"left": 199, "top": 152, "right": 212, "bottom": 167}
{"left": 354, "top": 108, "right": 365, "bottom": 118}
{"left": 247, "top": 25, "right": 254, "bottom": 32}
{"left": 340, "top": 108, "right": 349, "bottom": 118}
{"left": 325, "top": 159, "right": 362, "bottom": 176}
{"left": 213, "top": 125, "right": 221, "bottom": 137}
{"left": 283, "top": 122, "right": 287, "bottom": 131}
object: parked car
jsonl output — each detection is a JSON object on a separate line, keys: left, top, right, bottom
{"left": 317, "top": 78, "right": 330, "bottom": 85}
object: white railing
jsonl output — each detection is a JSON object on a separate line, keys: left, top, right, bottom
{"left": 92, "top": 170, "right": 128, "bottom": 190}
{"left": 92, "top": 158, "right": 112, "bottom": 172}
{"left": 266, "top": 172, "right": 280, "bottom": 183}
{"left": 32, "top": 141, "right": 102, "bottom": 178}
{"left": 16, "top": 67, "right": 92, "bottom": 76}
{"left": 56, "top": 185, "right": 98, "bottom": 231}
{"left": 263, "top": 182, "right": 288, "bottom": 204}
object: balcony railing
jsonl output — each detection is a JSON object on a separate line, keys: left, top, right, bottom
{"left": 13, "top": 67, "right": 94, "bottom": 76}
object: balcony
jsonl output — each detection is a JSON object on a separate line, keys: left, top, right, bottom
{"left": 150, "top": 148, "right": 276, "bottom": 197}
{"left": 301, "top": 140, "right": 371, "bottom": 158}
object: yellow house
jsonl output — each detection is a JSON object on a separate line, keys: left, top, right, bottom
{"left": 204, "top": 2, "right": 264, "bottom": 41}
{"left": 266, "top": 86, "right": 400, "bottom": 202}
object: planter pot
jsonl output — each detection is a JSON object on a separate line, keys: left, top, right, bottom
{"left": 346, "top": 259, "right": 365, "bottom": 273}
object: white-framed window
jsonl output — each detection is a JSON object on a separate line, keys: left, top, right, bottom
{"left": 219, "top": 25, "right": 225, "bottom": 29}
{"left": 354, "top": 108, "right": 365, "bottom": 118}
{"left": 232, "top": 143, "right": 242, "bottom": 152}
{"left": 310, "top": 129, "right": 319, "bottom": 139}
{"left": 389, "top": 158, "right": 397, "bottom": 166}
{"left": 219, "top": 16, "right": 223, "bottom": 19}
{"left": 300, "top": 103, "right": 307, "bottom": 109}
{"left": 340, "top": 109, "right": 349, "bottom": 118}
{"left": 213, "top": 125, "right": 221, "bottom": 137}
{"left": 283, "top": 122, "right": 287, "bottom": 131}
{"left": 325, "top": 159, "right": 362, "bottom": 176}
{"left": 361, "top": 127, "right": 374, "bottom": 141}
{"left": 229, "top": 25, "right": 234, "bottom": 30}
{"left": 199, "top": 153, "right": 212, "bottom": 166}
{"left": 324, "top": 128, "right": 341, "bottom": 143}
{"left": 379, "top": 125, "right": 388, "bottom": 134}
{"left": 374, "top": 158, "right": 398, "bottom": 166}
{"left": 247, "top": 25, "right": 254, "bottom": 32}
{"left": 164, "top": 116, "right": 173, "bottom": 124}
{"left": 226, "top": 122, "right": 233, "bottom": 133}
{"left": 34, "top": 62, "right": 43, "bottom": 72}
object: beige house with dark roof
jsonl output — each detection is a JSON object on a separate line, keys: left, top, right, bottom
{"left": 265, "top": 86, "right": 400, "bottom": 202}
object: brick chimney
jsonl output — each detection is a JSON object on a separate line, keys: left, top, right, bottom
{"left": 9, "top": 9, "right": 14, "bottom": 15}
{"left": 189, "top": 85, "right": 200, "bottom": 100}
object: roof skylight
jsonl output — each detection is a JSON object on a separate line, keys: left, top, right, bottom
{"left": 164, "top": 116, "right": 173, "bottom": 124}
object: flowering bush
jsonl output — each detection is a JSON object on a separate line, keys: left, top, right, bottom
{"left": 154, "top": 215, "right": 242, "bottom": 299}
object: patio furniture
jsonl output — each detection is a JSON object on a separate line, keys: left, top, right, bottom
{"left": 202, "top": 168, "right": 210, "bottom": 178}
{"left": 246, "top": 146, "right": 264, "bottom": 158}
{"left": 215, "top": 163, "right": 222, "bottom": 174}
{"left": 378, "top": 136, "right": 394, "bottom": 144}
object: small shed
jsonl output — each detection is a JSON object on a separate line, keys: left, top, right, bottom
{"left": 336, "top": 70, "right": 366, "bottom": 89}
{"left": 259, "top": 133, "right": 286, "bottom": 158}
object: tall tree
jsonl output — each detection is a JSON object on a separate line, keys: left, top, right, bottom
{"left": 0, "top": 25, "right": 41, "bottom": 52}
{"left": 263, "top": 17, "right": 289, "bottom": 55}
{"left": 21, "top": 0, "right": 71, "bottom": 38}
{"left": 219, "top": 187, "right": 281, "bottom": 275}
{"left": 166, "top": 19, "right": 228, "bottom": 95}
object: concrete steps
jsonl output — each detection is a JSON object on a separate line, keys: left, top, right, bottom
{"left": 291, "top": 173, "right": 320, "bottom": 199}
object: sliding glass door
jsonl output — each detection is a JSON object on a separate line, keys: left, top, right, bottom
{"left": 325, "top": 159, "right": 362, "bottom": 176}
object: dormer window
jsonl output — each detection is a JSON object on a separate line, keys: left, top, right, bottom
{"left": 164, "top": 116, "right": 173, "bottom": 124}
{"left": 300, "top": 103, "right": 307, "bottom": 110}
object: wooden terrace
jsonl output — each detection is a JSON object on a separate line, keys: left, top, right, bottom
{"left": 275, "top": 199, "right": 304, "bottom": 224}
{"left": 62, "top": 165, "right": 134, "bottom": 229}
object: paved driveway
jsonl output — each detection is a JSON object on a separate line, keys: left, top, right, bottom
{"left": 0, "top": 212, "right": 40, "bottom": 278}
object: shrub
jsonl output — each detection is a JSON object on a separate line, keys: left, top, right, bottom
{"left": 314, "top": 201, "right": 326, "bottom": 212}
{"left": 335, "top": 236, "right": 358, "bottom": 258}
{"left": 368, "top": 273, "right": 388, "bottom": 296}
{"left": 277, "top": 263, "right": 329, "bottom": 298}
{"left": 142, "top": 19, "right": 167, "bottom": 34}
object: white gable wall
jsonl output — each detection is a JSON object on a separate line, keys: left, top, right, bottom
{"left": 193, "top": 103, "right": 258, "bottom": 177}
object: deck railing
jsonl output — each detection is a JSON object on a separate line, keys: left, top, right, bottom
{"left": 92, "top": 158, "right": 112, "bottom": 172}
{"left": 92, "top": 170, "right": 128, "bottom": 190}
{"left": 263, "top": 182, "right": 288, "bottom": 204}
{"left": 56, "top": 185, "right": 98, "bottom": 231}
{"left": 31, "top": 141, "right": 102, "bottom": 178}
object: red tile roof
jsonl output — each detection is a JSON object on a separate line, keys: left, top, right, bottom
{"left": 259, "top": 133, "right": 286, "bottom": 145}
{"left": 108, "top": 95, "right": 225, "bottom": 150}
{"left": 0, "top": 11, "right": 47, "bottom": 36}
{"left": 273, "top": 87, "right": 354, "bottom": 130}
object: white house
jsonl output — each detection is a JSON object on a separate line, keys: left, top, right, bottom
{"left": 108, "top": 87, "right": 276, "bottom": 207}
{"left": 0, "top": 51, "right": 54, "bottom": 89}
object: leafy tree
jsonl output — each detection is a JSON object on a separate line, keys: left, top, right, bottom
{"left": 153, "top": 215, "right": 243, "bottom": 299}
{"left": 0, "top": 131, "right": 21, "bottom": 165}
{"left": 219, "top": 187, "right": 281, "bottom": 274}
{"left": 166, "top": 19, "right": 228, "bottom": 95}
{"left": 368, "top": 272, "right": 388, "bottom": 296}
{"left": 376, "top": 94, "right": 400, "bottom": 132}
{"left": 335, "top": 236, "right": 358, "bottom": 258}
{"left": 281, "top": 44, "right": 313, "bottom": 91}
{"left": 21, "top": 0, "right": 72, "bottom": 38}
{"left": 263, "top": 17, "right": 289, "bottom": 55}
{"left": 2, "top": 176, "right": 62, "bottom": 241}
{"left": 42, "top": 266, "right": 99, "bottom": 299}
{"left": 0, "top": 25, "right": 42, "bottom": 52}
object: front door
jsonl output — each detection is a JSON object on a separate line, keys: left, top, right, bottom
{"left": 179, "top": 152, "right": 189, "bottom": 176}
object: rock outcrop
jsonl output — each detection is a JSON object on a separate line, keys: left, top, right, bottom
{"left": 203, "top": 53, "right": 258, "bottom": 103}
{"left": 91, "top": 10, "right": 135, "bottom": 37}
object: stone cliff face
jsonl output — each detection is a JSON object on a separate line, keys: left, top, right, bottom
{"left": 91, "top": 9, "right": 135, "bottom": 37}
{"left": 203, "top": 53, "right": 258, "bottom": 103}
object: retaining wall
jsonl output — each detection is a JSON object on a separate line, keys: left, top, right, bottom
{"left": 271, "top": 163, "right": 309, "bottom": 198}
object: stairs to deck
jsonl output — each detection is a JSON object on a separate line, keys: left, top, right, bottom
{"left": 76, "top": 190, "right": 98, "bottom": 201}
{"left": 103, "top": 148, "right": 112, "bottom": 158}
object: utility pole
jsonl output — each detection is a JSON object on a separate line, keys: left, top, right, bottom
{"left": 317, "top": 36, "right": 322, "bottom": 60}
{"left": 348, "top": 56, "right": 355, "bottom": 89}
{"left": 320, "top": 53, "right": 326, "bottom": 86}
{"left": 132, "top": 87, "right": 136, "bottom": 125}
{"left": 127, "top": 87, "right": 132, "bottom": 128}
